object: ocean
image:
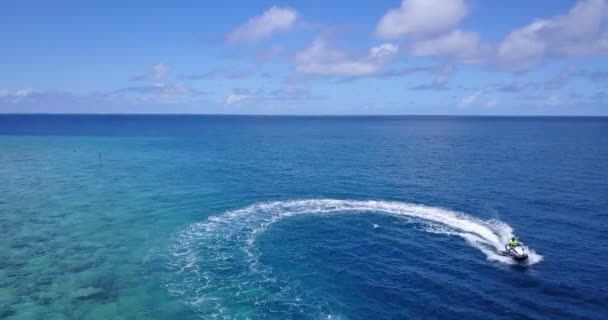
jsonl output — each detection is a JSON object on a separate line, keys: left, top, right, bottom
{"left": 1, "top": 115, "right": 607, "bottom": 319}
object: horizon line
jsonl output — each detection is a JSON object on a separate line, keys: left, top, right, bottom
{"left": 1, "top": 113, "right": 607, "bottom": 118}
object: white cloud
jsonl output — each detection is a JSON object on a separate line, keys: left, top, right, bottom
{"left": 543, "top": 68, "right": 575, "bottom": 89}
{"left": 459, "top": 90, "right": 483, "bottom": 108}
{"left": 495, "top": 23, "right": 550, "bottom": 71}
{"left": 376, "top": 0, "right": 468, "bottom": 38}
{"left": 267, "top": 87, "right": 327, "bottom": 100}
{"left": 369, "top": 43, "right": 399, "bottom": 60}
{"left": 495, "top": 0, "right": 608, "bottom": 71}
{"left": 16, "top": 88, "right": 34, "bottom": 97}
{"left": 257, "top": 44, "right": 284, "bottom": 60}
{"left": 227, "top": 6, "right": 298, "bottom": 43}
{"left": 132, "top": 63, "right": 171, "bottom": 81}
{"left": 544, "top": 95, "right": 564, "bottom": 107}
{"left": 114, "top": 82, "right": 203, "bottom": 105}
{"left": 374, "top": 0, "right": 608, "bottom": 72}
{"left": 0, "top": 88, "right": 40, "bottom": 101}
{"left": 486, "top": 98, "right": 499, "bottom": 108}
{"left": 433, "top": 64, "right": 455, "bottom": 86}
{"left": 117, "top": 83, "right": 196, "bottom": 95}
{"left": 225, "top": 94, "right": 250, "bottom": 105}
{"left": 294, "top": 39, "right": 399, "bottom": 77}
{"left": 409, "top": 29, "right": 480, "bottom": 60}
{"left": 151, "top": 63, "right": 170, "bottom": 80}
{"left": 222, "top": 87, "right": 326, "bottom": 106}
{"left": 0, "top": 88, "right": 213, "bottom": 114}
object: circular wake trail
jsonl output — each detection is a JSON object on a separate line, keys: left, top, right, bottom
{"left": 164, "top": 199, "right": 542, "bottom": 318}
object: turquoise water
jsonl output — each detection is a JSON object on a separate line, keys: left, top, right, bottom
{"left": 1, "top": 115, "right": 607, "bottom": 319}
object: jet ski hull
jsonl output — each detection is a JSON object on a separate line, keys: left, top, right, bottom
{"left": 510, "top": 253, "right": 528, "bottom": 261}
{"left": 501, "top": 246, "right": 529, "bottom": 261}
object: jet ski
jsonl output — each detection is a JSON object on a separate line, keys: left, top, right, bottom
{"left": 501, "top": 244, "right": 528, "bottom": 261}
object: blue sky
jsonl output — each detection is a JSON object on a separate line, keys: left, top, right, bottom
{"left": 1, "top": 0, "right": 607, "bottom": 115}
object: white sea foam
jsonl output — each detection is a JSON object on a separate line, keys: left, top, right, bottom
{"left": 165, "top": 199, "right": 542, "bottom": 317}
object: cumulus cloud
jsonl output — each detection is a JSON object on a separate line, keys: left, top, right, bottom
{"left": 120, "top": 63, "right": 207, "bottom": 104}
{"left": 294, "top": 39, "right": 398, "bottom": 77}
{"left": 0, "top": 88, "right": 211, "bottom": 113}
{"left": 113, "top": 83, "right": 203, "bottom": 106}
{"left": 459, "top": 90, "right": 484, "bottom": 108}
{"left": 543, "top": 68, "right": 575, "bottom": 90}
{"left": 0, "top": 88, "right": 35, "bottom": 101}
{"left": 369, "top": 43, "right": 399, "bottom": 59}
{"left": 486, "top": 98, "right": 499, "bottom": 108}
{"left": 375, "top": 0, "right": 486, "bottom": 64}
{"left": 493, "top": 67, "right": 608, "bottom": 96}
{"left": 376, "top": 0, "right": 468, "bottom": 38}
{"left": 266, "top": 87, "right": 328, "bottom": 100}
{"left": 373, "top": 66, "right": 431, "bottom": 79}
{"left": 495, "top": 0, "right": 608, "bottom": 71}
{"left": 117, "top": 83, "right": 201, "bottom": 96}
{"left": 151, "top": 63, "right": 170, "bottom": 80}
{"left": 375, "top": 0, "right": 608, "bottom": 71}
{"left": 227, "top": 6, "right": 298, "bottom": 43}
{"left": 0, "top": 69, "right": 205, "bottom": 113}
{"left": 225, "top": 94, "right": 250, "bottom": 105}
{"left": 433, "top": 64, "right": 456, "bottom": 86}
{"left": 180, "top": 69, "right": 256, "bottom": 80}
{"left": 15, "top": 88, "right": 34, "bottom": 97}
{"left": 409, "top": 29, "right": 481, "bottom": 60}
{"left": 224, "top": 87, "right": 327, "bottom": 106}
{"left": 132, "top": 63, "right": 171, "bottom": 81}
{"left": 409, "top": 64, "right": 456, "bottom": 91}
{"left": 544, "top": 95, "right": 564, "bottom": 107}
{"left": 0, "top": 88, "right": 47, "bottom": 107}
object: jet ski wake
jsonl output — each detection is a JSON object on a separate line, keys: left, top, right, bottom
{"left": 163, "top": 199, "right": 543, "bottom": 317}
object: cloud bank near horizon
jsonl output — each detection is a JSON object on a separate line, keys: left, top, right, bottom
{"left": 1, "top": 0, "right": 607, "bottom": 115}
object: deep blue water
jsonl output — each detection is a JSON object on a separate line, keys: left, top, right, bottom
{"left": 1, "top": 115, "right": 607, "bottom": 319}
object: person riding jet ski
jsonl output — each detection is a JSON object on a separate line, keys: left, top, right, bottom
{"left": 502, "top": 237, "right": 528, "bottom": 261}
{"left": 508, "top": 237, "right": 518, "bottom": 248}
